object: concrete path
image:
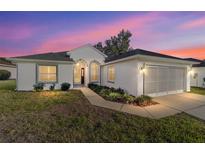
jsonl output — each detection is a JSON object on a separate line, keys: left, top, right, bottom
{"left": 80, "top": 87, "right": 181, "bottom": 119}
{"left": 80, "top": 87, "right": 205, "bottom": 120}
{"left": 154, "top": 93, "right": 205, "bottom": 120}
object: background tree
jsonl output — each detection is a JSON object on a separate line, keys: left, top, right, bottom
{"left": 94, "top": 29, "right": 132, "bottom": 56}
{"left": 93, "top": 42, "right": 104, "bottom": 52}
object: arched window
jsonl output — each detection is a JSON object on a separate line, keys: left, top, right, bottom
{"left": 90, "top": 62, "right": 100, "bottom": 82}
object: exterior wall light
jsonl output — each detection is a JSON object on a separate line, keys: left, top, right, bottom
{"left": 188, "top": 67, "right": 193, "bottom": 75}
{"left": 140, "top": 65, "right": 146, "bottom": 74}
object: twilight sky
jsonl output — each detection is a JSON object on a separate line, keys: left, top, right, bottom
{"left": 0, "top": 11, "right": 205, "bottom": 59}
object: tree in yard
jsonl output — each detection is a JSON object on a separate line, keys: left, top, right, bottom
{"left": 93, "top": 42, "right": 104, "bottom": 52}
{"left": 94, "top": 29, "right": 132, "bottom": 56}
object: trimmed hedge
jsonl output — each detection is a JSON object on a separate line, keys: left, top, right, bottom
{"left": 0, "top": 70, "right": 11, "bottom": 80}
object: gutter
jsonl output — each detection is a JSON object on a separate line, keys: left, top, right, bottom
{"left": 7, "top": 58, "right": 74, "bottom": 64}
{"left": 103, "top": 55, "right": 200, "bottom": 66}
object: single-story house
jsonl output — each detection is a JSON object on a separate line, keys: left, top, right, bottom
{"left": 186, "top": 58, "right": 205, "bottom": 88}
{"left": 0, "top": 58, "right": 16, "bottom": 79}
{"left": 8, "top": 44, "right": 198, "bottom": 97}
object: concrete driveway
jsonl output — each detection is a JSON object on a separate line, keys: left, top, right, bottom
{"left": 153, "top": 93, "right": 205, "bottom": 120}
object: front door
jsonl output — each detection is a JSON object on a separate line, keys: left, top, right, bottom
{"left": 81, "top": 68, "right": 85, "bottom": 84}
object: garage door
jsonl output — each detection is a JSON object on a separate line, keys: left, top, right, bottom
{"left": 144, "top": 65, "right": 186, "bottom": 96}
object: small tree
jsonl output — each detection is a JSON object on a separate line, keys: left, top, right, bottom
{"left": 94, "top": 29, "right": 133, "bottom": 56}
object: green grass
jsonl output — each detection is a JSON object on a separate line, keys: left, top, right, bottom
{"left": 0, "top": 80, "right": 205, "bottom": 142}
{"left": 0, "top": 80, "right": 16, "bottom": 90}
{"left": 191, "top": 87, "right": 205, "bottom": 95}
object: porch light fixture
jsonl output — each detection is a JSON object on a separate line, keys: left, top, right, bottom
{"left": 188, "top": 67, "right": 193, "bottom": 75}
{"left": 140, "top": 65, "right": 146, "bottom": 73}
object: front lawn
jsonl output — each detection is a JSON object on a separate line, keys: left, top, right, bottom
{"left": 0, "top": 80, "right": 205, "bottom": 142}
{"left": 191, "top": 86, "right": 205, "bottom": 95}
{"left": 0, "top": 80, "right": 16, "bottom": 90}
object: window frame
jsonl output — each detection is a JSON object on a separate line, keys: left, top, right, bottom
{"left": 90, "top": 61, "right": 100, "bottom": 83}
{"left": 107, "top": 65, "right": 115, "bottom": 83}
{"left": 37, "top": 64, "right": 58, "bottom": 84}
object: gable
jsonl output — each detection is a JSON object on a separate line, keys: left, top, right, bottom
{"left": 69, "top": 44, "right": 106, "bottom": 64}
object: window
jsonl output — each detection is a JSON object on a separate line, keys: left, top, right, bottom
{"left": 90, "top": 62, "right": 99, "bottom": 82}
{"left": 108, "top": 65, "right": 115, "bottom": 82}
{"left": 38, "top": 65, "right": 57, "bottom": 82}
{"left": 74, "top": 64, "right": 81, "bottom": 83}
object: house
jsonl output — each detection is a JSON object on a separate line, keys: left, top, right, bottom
{"left": 185, "top": 58, "right": 205, "bottom": 88}
{"left": 8, "top": 44, "right": 198, "bottom": 97}
{"left": 0, "top": 58, "right": 16, "bottom": 79}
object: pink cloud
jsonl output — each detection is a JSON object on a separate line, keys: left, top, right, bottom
{"left": 179, "top": 16, "right": 205, "bottom": 30}
{"left": 0, "top": 47, "right": 33, "bottom": 57}
{"left": 160, "top": 45, "right": 205, "bottom": 60}
{"left": 37, "top": 12, "right": 161, "bottom": 52}
{"left": 0, "top": 24, "right": 42, "bottom": 41}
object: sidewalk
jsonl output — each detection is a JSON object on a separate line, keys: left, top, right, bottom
{"left": 80, "top": 87, "right": 181, "bottom": 119}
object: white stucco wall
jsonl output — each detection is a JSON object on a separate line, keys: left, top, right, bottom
{"left": 17, "top": 63, "right": 74, "bottom": 91}
{"left": 102, "top": 59, "right": 191, "bottom": 97}
{"left": 17, "top": 63, "right": 36, "bottom": 91}
{"left": 191, "top": 67, "right": 205, "bottom": 88}
{"left": 69, "top": 45, "right": 106, "bottom": 85}
{"left": 0, "top": 65, "right": 16, "bottom": 79}
{"left": 58, "top": 64, "right": 73, "bottom": 88}
{"left": 101, "top": 59, "right": 138, "bottom": 96}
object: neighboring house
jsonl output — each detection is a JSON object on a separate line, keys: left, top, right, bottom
{"left": 0, "top": 58, "right": 16, "bottom": 79}
{"left": 8, "top": 44, "right": 197, "bottom": 97}
{"left": 185, "top": 58, "right": 205, "bottom": 88}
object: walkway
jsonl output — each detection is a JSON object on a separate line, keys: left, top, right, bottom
{"left": 80, "top": 87, "right": 181, "bottom": 119}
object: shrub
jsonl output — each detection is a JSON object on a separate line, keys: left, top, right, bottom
{"left": 123, "top": 94, "right": 135, "bottom": 104}
{"left": 99, "top": 89, "right": 110, "bottom": 97}
{"left": 108, "top": 92, "right": 124, "bottom": 102}
{"left": 61, "top": 82, "right": 71, "bottom": 91}
{"left": 49, "top": 83, "right": 55, "bottom": 91}
{"left": 0, "top": 70, "right": 11, "bottom": 80}
{"left": 88, "top": 83, "right": 154, "bottom": 106}
{"left": 115, "top": 88, "right": 125, "bottom": 94}
{"left": 141, "top": 95, "right": 152, "bottom": 102}
{"left": 135, "top": 96, "right": 144, "bottom": 106}
{"left": 33, "top": 83, "right": 44, "bottom": 91}
{"left": 135, "top": 95, "right": 152, "bottom": 106}
{"left": 88, "top": 83, "right": 103, "bottom": 93}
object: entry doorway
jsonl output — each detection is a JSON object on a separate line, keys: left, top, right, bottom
{"left": 81, "top": 68, "right": 85, "bottom": 84}
{"left": 74, "top": 59, "right": 87, "bottom": 86}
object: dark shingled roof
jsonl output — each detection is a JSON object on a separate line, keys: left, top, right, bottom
{"left": 193, "top": 61, "right": 205, "bottom": 67}
{"left": 0, "top": 58, "right": 15, "bottom": 66}
{"left": 105, "top": 49, "right": 188, "bottom": 63}
{"left": 183, "top": 58, "right": 203, "bottom": 63}
{"left": 183, "top": 58, "right": 205, "bottom": 67}
{"left": 13, "top": 51, "right": 73, "bottom": 62}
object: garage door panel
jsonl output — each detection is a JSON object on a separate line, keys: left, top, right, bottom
{"left": 146, "top": 67, "right": 157, "bottom": 82}
{"left": 145, "top": 82, "right": 157, "bottom": 94}
{"left": 145, "top": 66, "right": 185, "bottom": 96}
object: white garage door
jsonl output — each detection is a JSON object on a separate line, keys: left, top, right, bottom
{"left": 144, "top": 65, "right": 186, "bottom": 96}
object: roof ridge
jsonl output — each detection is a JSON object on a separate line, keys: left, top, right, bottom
{"left": 105, "top": 48, "right": 191, "bottom": 63}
